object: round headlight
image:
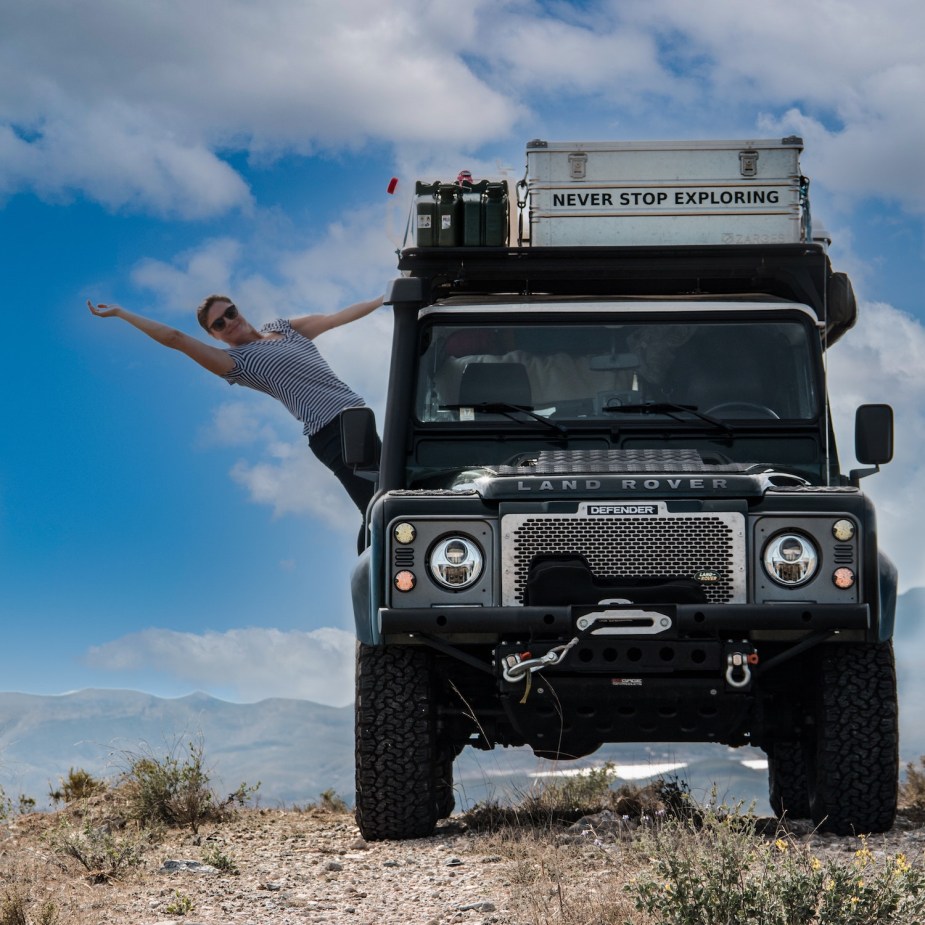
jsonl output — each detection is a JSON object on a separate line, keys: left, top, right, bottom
{"left": 429, "top": 536, "right": 483, "bottom": 589}
{"left": 763, "top": 533, "right": 819, "bottom": 586}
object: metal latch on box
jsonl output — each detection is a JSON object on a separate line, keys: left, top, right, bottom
{"left": 575, "top": 601, "right": 673, "bottom": 635}
{"left": 568, "top": 152, "right": 588, "bottom": 179}
{"left": 739, "top": 149, "right": 759, "bottom": 177}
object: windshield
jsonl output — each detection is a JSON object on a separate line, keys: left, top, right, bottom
{"left": 416, "top": 318, "right": 819, "bottom": 424}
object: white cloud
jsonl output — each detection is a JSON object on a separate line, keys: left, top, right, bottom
{"left": 132, "top": 238, "right": 243, "bottom": 314}
{"left": 197, "top": 398, "right": 282, "bottom": 449}
{"left": 0, "top": 0, "right": 516, "bottom": 215}
{"left": 86, "top": 626, "right": 355, "bottom": 706}
{"left": 0, "top": 105, "right": 253, "bottom": 218}
{"left": 473, "top": 8, "right": 665, "bottom": 96}
{"left": 228, "top": 441, "right": 359, "bottom": 526}
{"left": 5, "top": 0, "right": 925, "bottom": 219}
{"left": 614, "top": 0, "right": 925, "bottom": 213}
{"left": 827, "top": 301, "right": 925, "bottom": 590}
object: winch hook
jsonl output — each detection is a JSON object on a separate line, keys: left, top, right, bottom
{"left": 502, "top": 637, "right": 579, "bottom": 683}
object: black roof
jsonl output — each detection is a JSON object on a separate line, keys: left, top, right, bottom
{"left": 396, "top": 244, "right": 856, "bottom": 344}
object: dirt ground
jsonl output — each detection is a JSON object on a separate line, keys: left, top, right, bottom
{"left": 4, "top": 804, "right": 925, "bottom": 925}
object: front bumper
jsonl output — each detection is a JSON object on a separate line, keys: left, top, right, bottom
{"left": 379, "top": 603, "right": 870, "bottom": 637}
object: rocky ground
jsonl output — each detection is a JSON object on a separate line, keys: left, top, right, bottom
{"left": 1, "top": 806, "right": 519, "bottom": 925}
{"left": 2, "top": 803, "right": 925, "bottom": 925}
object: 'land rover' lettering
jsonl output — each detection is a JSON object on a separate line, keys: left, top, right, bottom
{"left": 517, "top": 479, "right": 602, "bottom": 491}
{"left": 514, "top": 477, "right": 735, "bottom": 492}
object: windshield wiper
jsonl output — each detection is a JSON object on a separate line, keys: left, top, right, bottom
{"left": 602, "top": 401, "right": 734, "bottom": 437}
{"left": 441, "top": 403, "right": 569, "bottom": 439}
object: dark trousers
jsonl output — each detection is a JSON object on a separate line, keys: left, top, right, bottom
{"left": 308, "top": 413, "right": 380, "bottom": 514}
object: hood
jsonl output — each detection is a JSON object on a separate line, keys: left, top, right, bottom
{"left": 450, "top": 448, "right": 812, "bottom": 500}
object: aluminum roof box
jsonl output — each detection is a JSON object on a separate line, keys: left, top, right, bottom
{"left": 526, "top": 137, "right": 807, "bottom": 247}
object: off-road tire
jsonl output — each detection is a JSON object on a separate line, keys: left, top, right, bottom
{"left": 807, "top": 641, "right": 898, "bottom": 835}
{"left": 767, "top": 740, "right": 810, "bottom": 819}
{"left": 355, "top": 643, "right": 439, "bottom": 840}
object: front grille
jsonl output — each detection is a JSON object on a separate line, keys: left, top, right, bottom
{"left": 501, "top": 511, "right": 745, "bottom": 605}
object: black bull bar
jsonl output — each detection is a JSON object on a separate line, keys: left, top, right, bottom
{"left": 378, "top": 603, "right": 870, "bottom": 637}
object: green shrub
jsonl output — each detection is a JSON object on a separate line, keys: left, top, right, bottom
{"left": 165, "top": 891, "right": 194, "bottom": 916}
{"left": 202, "top": 845, "right": 239, "bottom": 874}
{"left": 464, "top": 769, "right": 687, "bottom": 831}
{"left": 0, "top": 891, "right": 58, "bottom": 925}
{"left": 628, "top": 802, "right": 925, "bottom": 925}
{"left": 117, "top": 740, "right": 257, "bottom": 833}
{"left": 49, "top": 767, "right": 106, "bottom": 805}
{"left": 314, "top": 789, "right": 349, "bottom": 814}
{"left": 900, "top": 756, "right": 925, "bottom": 816}
{"left": 49, "top": 820, "right": 147, "bottom": 883}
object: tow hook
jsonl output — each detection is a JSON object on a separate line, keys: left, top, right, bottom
{"left": 725, "top": 648, "right": 759, "bottom": 689}
{"left": 502, "top": 637, "right": 579, "bottom": 683}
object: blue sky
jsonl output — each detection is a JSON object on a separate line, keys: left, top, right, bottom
{"left": 1, "top": 0, "right": 923, "bottom": 707}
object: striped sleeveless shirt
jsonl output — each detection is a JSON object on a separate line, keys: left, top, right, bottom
{"left": 222, "top": 318, "right": 364, "bottom": 437}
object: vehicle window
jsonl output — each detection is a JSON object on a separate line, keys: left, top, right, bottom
{"left": 416, "top": 320, "right": 817, "bottom": 422}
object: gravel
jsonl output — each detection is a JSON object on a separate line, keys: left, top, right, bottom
{"left": 3, "top": 804, "right": 924, "bottom": 924}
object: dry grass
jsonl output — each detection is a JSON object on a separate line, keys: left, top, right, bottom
{"left": 475, "top": 824, "right": 645, "bottom": 925}
{"left": 464, "top": 772, "right": 925, "bottom": 925}
{"left": 463, "top": 765, "right": 690, "bottom": 831}
{"left": 899, "top": 756, "right": 925, "bottom": 819}
{"left": 2, "top": 754, "right": 925, "bottom": 924}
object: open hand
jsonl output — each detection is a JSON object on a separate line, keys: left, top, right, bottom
{"left": 87, "top": 299, "right": 122, "bottom": 318}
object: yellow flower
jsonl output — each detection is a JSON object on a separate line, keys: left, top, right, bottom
{"left": 854, "top": 837, "right": 872, "bottom": 867}
{"left": 775, "top": 838, "right": 788, "bottom": 853}
{"left": 811, "top": 857, "right": 822, "bottom": 871}
{"left": 895, "top": 853, "right": 910, "bottom": 873}
{"left": 850, "top": 896, "right": 859, "bottom": 906}
{"left": 824, "top": 878, "right": 835, "bottom": 892}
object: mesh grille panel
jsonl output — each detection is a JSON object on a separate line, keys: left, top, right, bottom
{"left": 501, "top": 512, "right": 745, "bottom": 605}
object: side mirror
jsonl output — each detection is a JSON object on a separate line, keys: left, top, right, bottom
{"left": 850, "top": 404, "right": 893, "bottom": 484}
{"left": 855, "top": 404, "right": 893, "bottom": 465}
{"left": 341, "top": 407, "right": 380, "bottom": 470}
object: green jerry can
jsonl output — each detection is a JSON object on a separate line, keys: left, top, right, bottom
{"left": 437, "top": 183, "right": 462, "bottom": 246}
{"left": 415, "top": 181, "right": 439, "bottom": 247}
{"left": 460, "top": 178, "right": 485, "bottom": 246}
{"left": 483, "top": 181, "right": 510, "bottom": 246}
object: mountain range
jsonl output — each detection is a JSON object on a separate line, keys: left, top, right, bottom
{"left": 1, "top": 587, "right": 921, "bottom": 813}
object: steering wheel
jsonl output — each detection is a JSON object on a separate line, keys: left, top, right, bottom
{"left": 705, "top": 402, "right": 780, "bottom": 420}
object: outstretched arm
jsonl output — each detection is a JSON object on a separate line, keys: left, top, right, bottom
{"left": 289, "top": 295, "right": 384, "bottom": 341}
{"left": 87, "top": 301, "right": 235, "bottom": 376}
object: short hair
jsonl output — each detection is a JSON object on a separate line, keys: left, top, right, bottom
{"left": 196, "top": 294, "right": 232, "bottom": 332}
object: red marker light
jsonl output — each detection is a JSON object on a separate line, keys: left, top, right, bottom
{"left": 387, "top": 177, "right": 399, "bottom": 194}
{"left": 394, "top": 570, "right": 416, "bottom": 592}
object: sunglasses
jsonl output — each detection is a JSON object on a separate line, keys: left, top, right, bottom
{"left": 209, "top": 303, "right": 239, "bottom": 332}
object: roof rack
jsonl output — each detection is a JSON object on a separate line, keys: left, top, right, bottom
{"left": 396, "top": 243, "right": 856, "bottom": 344}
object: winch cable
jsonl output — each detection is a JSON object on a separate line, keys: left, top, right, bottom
{"left": 502, "top": 637, "right": 580, "bottom": 683}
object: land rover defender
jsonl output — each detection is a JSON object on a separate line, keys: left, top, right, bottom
{"left": 346, "top": 138, "right": 898, "bottom": 840}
